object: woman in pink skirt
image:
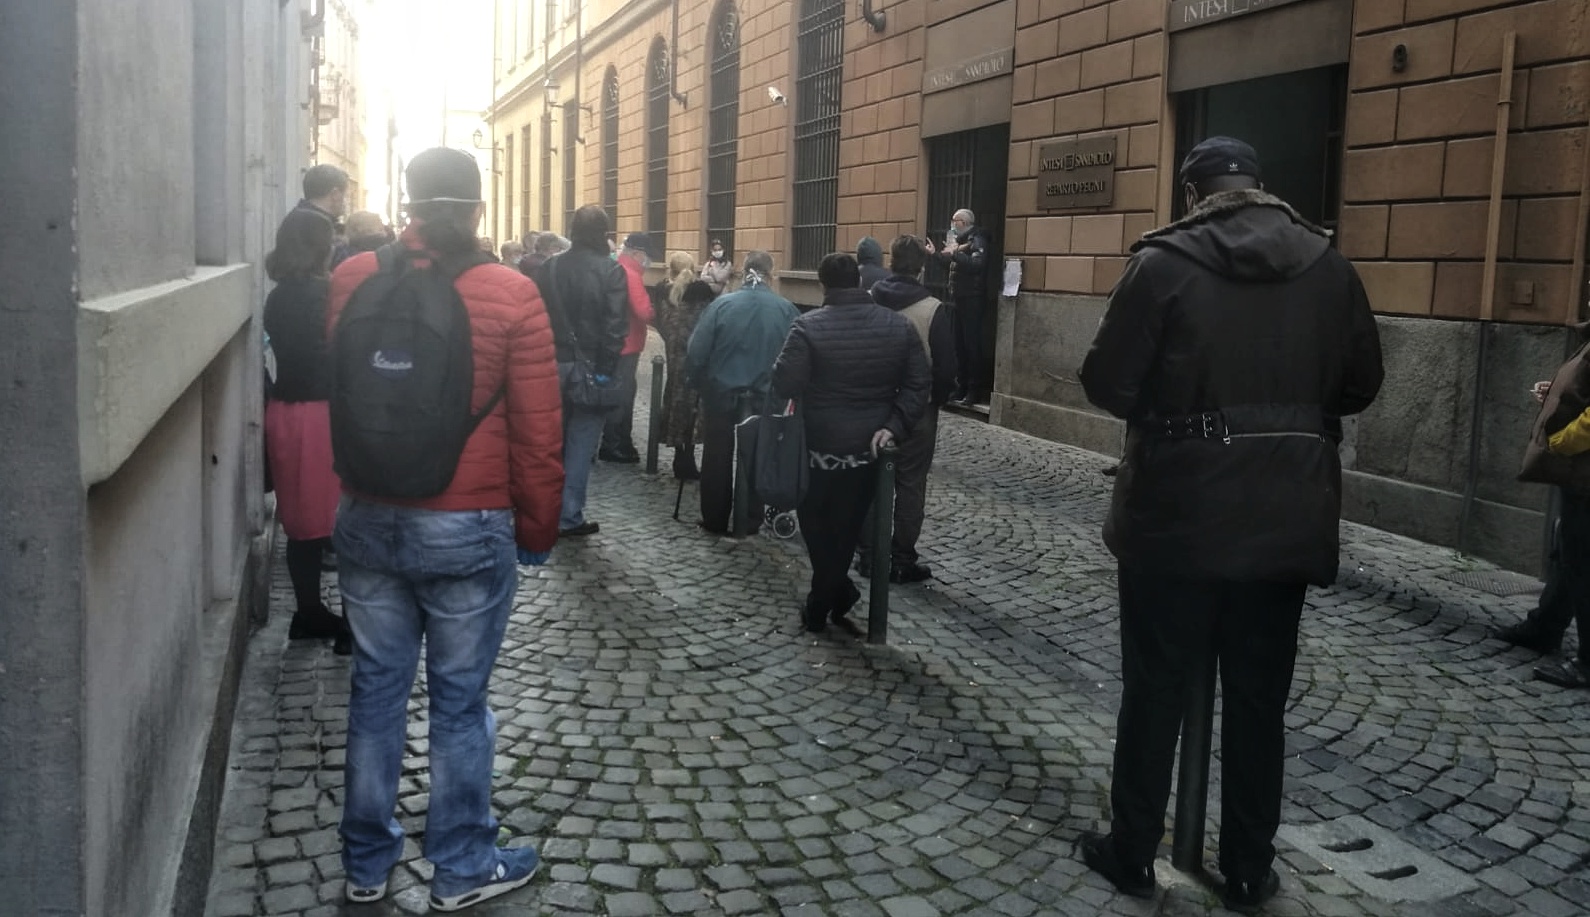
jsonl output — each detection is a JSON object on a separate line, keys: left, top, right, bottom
{"left": 264, "top": 208, "right": 351, "bottom": 653}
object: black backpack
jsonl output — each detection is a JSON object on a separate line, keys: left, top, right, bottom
{"left": 330, "top": 243, "right": 500, "bottom": 498}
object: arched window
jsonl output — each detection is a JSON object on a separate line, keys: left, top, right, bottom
{"left": 706, "top": 2, "right": 740, "bottom": 259}
{"left": 602, "top": 66, "right": 619, "bottom": 220}
{"left": 792, "top": 0, "right": 844, "bottom": 270}
{"left": 645, "top": 37, "right": 670, "bottom": 260}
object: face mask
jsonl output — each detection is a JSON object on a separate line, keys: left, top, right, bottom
{"left": 712, "top": 249, "right": 723, "bottom": 259}
{"left": 948, "top": 224, "right": 959, "bottom": 238}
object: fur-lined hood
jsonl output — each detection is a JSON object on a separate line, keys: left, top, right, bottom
{"left": 1132, "top": 188, "right": 1332, "bottom": 283}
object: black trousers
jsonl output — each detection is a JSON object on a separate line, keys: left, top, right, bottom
{"left": 1522, "top": 489, "right": 1590, "bottom": 656}
{"left": 798, "top": 465, "right": 878, "bottom": 613}
{"left": 285, "top": 536, "right": 331, "bottom": 614}
{"left": 1110, "top": 570, "right": 1305, "bottom": 882}
{"left": 859, "top": 406, "right": 939, "bottom": 567}
{"left": 699, "top": 406, "right": 759, "bottom": 534}
{"left": 600, "top": 351, "right": 641, "bottom": 454}
{"left": 951, "top": 295, "right": 983, "bottom": 395}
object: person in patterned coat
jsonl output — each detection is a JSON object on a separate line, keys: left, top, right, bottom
{"left": 653, "top": 251, "right": 717, "bottom": 480}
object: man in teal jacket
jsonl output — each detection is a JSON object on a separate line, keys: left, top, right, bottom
{"left": 686, "top": 250, "right": 800, "bottom": 534}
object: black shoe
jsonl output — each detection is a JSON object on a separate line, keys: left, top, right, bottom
{"left": 948, "top": 387, "right": 969, "bottom": 404}
{"left": 1534, "top": 657, "right": 1590, "bottom": 688}
{"left": 333, "top": 630, "right": 353, "bottom": 657}
{"left": 559, "top": 521, "right": 599, "bottom": 537}
{"left": 890, "top": 562, "right": 932, "bottom": 584}
{"left": 1494, "top": 621, "right": 1562, "bottom": 654}
{"left": 697, "top": 520, "right": 729, "bottom": 536}
{"left": 832, "top": 581, "right": 862, "bottom": 621}
{"left": 1221, "top": 869, "right": 1280, "bottom": 913}
{"left": 856, "top": 557, "right": 873, "bottom": 578}
{"left": 1101, "top": 464, "right": 1119, "bottom": 477}
{"left": 598, "top": 447, "right": 640, "bottom": 464}
{"left": 1079, "top": 832, "right": 1155, "bottom": 900}
{"left": 288, "top": 603, "right": 344, "bottom": 641}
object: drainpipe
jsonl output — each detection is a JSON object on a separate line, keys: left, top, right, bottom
{"left": 670, "top": 0, "right": 687, "bottom": 107}
{"left": 1457, "top": 32, "right": 1516, "bottom": 556}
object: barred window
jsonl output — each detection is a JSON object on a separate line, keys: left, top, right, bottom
{"left": 520, "top": 124, "right": 532, "bottom": 239}
{"left": 540, "top": 111, "right": 553, "bottom": 232}
{"left": 646, "top": 37, "right": 670, "bottom": 261}
{"left": 792, "top": 0, "right": 843, "bottom": 270}
{"left": 602, "top": 67, "right": 619, "bottom": 221}
{"left": 563, "top": 101, "right": 579, "bottom": 235}
{"left": 707, "top": 1, "right": 740, "bottom": 259}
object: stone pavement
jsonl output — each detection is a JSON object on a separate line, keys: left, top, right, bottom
{"left": 206, "top": 354, "right": 1590, "bottom": 917}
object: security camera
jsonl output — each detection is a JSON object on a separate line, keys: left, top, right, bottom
{"left": 767, "top": 86, "right": 786, "bottom": 106}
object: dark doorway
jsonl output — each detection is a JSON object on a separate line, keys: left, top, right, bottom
{"left": 925, "top": 123, "right": 1009, "bottom": 402}
{"left": 1174, "top": 65, "right": 1347, "bottom": 233}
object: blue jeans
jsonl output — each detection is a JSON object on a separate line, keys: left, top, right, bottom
{"left": 561, "top": 402, "right": 608, "bottom": 529}
{"left": 333, "top": 497, "right": 517, "bottom": 897}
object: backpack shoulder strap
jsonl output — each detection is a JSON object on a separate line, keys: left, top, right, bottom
{"left": 374, "top": 242, "right": 406, "bottom": 274}
{"left": 432, "top": 249, "right": 495, "bottom": 282}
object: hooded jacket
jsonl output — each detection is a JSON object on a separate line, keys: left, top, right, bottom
{"left": 856, "top": 237, "right": 890, "bottom": 293}
{"left": 327, "top": 224, "right": 566, "bottom": 553}
{"left": 871, "top": 274, "right": 958, "bottom": 407}
{"left": 772, "top": 287, "right": 931, "bottom": 457}
{"left": 538, "top": 245, "right": 630, "bottom": 375}
{"left": 1079, "top": 188, "right": 1384, "bottom": 586}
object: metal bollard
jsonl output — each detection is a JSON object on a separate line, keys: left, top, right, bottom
{"left": 731, "top": 393, "right": 754, "bottom": 538}
{"left": 645, "top": 354, "right": 666, "bottom": 475}
{"left": 1171, "top": 646, "right": 1218, "bottom": 872}
{"left": 867, "top": 444, "right": 898, "bottom": 645}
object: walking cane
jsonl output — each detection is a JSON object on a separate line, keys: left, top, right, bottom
{"left": 672, "top": 396, "right": 699, "bottom": 522}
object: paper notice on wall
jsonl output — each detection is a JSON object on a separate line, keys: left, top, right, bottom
{"left": 1002, "top": 258, "right": 1022, "bottom": 297}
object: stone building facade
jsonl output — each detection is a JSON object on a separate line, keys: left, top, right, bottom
{"left": 488, "top": 0, "right": 1590, "bottom": 572}
{"left": 312, "top": 0, "right": 371, "bottom": 207}
{"left": 0, "top": 1, "right": 312, "bottom": 914}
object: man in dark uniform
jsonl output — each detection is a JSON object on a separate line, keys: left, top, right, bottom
{"left": 1077, "top": 137, "right": 1384, "bottom": 912}
{"left": 931, "top": 208, "right": 989, "bottom": 404}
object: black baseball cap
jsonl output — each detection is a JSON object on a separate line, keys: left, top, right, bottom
{"left": 1179, "top": 136, "right": 1262, "bottom": 186}
{"left": 622, "top": 232, "right": 651, "bottom": 251}
{"left": 406, "top": 147, "right": 483, "bottom": 204}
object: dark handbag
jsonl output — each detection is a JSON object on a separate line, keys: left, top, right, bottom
{"left": 560, "top": 359, "right": 627, "bottom": 409}
{"left": 1520, "top": 336, "right": 1590, "bottom": 490}
{"left": 736, "top": 397, "right": 809, "bottom": 511}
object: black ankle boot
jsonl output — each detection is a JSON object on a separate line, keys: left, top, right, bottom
{"left": 672, "top": 449, "right": 700, "bottom": 481}
{"left": 289, "top": 602, "right": 344, "bottom": 640}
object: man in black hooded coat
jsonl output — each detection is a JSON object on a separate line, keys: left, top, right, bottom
{"left": 1076, "top": 137, "right": 1383, "bottom": 911}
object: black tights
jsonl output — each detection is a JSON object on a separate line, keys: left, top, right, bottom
{"left": 285, "top": 537, "right": 331, "bottom": 615}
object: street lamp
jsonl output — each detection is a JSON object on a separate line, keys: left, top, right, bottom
{"left": 471, "top": 128, "right": 501, "bottom": 173}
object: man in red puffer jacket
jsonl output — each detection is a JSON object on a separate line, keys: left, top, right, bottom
{"left": 323, "top": 147, "right": 563, "bottom": 912}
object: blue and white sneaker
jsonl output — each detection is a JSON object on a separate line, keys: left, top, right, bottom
{"left": 344, "top": 876, "right": 388, "bottom": 904}
{"left": 429, "top": 846, "right": 540, "bottom": 912}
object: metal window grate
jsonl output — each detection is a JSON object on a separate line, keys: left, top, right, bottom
{"left": 502, "top": 133, "right": 515, "bottom": 243}
{"left": 540, "top": 111, "right": 553, "bottom": 233}
{"left": 791, "top": 0, "right": 843, "bottom": 271}
{"left": 520, "top": 125, "right": 532, "bottom": 239}
{"left": 563, "top": 101, "right": 578, "bottom": 235}
{"left": 924, "top": 132, "right": 976, "bottom": 302}
{"left": 646, "top": 38, "right": 670, "bottom": 260}
{"left": 706, "top": 1, "right": 740, "bottom": 259}
{"left": 602, "top": 67, "right": 619, "bottom": 220}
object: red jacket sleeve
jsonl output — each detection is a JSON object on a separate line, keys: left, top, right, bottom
{"left": 507, "top": 281, "right": 566, "bottom": 552}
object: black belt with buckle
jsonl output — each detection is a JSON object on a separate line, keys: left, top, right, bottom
{"left": 1146, "top": 406, "right": 1342, "bottom": 442}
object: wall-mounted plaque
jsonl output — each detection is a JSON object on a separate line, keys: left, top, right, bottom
{"left": 924, "top": 47, "right": 1014, "bottom": 94}
{"left": 1168, "top": 0, "right": 1311, "bottom": 32}
{"left": 1036, "top": 136, "right": 1118, "bottom": 209}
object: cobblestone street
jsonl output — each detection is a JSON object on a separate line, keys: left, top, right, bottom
{"left": 206, "top": 353, "right": 1590, "bottom": 917}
